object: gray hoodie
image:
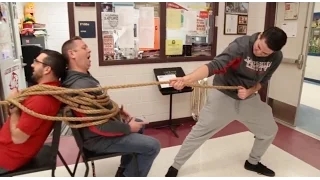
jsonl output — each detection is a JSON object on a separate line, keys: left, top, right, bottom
{"left": 62, "top": 70, "right": 131, "bottom": 141}
{"left": 206, "top": 32, "right": 283, "bottom": 100}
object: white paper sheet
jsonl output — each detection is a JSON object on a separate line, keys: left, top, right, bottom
{"left": 225, "top": 14, "right": 238, "bottom": 34}
{"left": 101, "top": 12, "right": 121, "bottom": 30}
{"left": 139, "top": 7, "right": 154, "bottom": 27}
{"left": 157, "top": 74, "right": 176, "bottom": 88}
{"left": 281, "top": 22, "right": 297, "bottom": 38}
{"left": 115, "top": 6, "right": 135, "bottom": 27}
{"left": 118, "top": 26, "right": 135, "bottom": 48}
{"left": 139, "top": 7, "right": 155, "bottom": 48}
{"left": 183, "top": 10, "right": 197, "bottom": 31}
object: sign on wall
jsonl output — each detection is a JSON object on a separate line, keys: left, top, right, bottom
{"left": 78, "top": 21, "right": 96, "bottom": 38}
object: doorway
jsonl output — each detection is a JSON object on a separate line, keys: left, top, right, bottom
{"left": 295, "top": 2, "right": 320, "bottom": 136}
{"left": 264, "top": 2, "right": 319, "bottom": 137}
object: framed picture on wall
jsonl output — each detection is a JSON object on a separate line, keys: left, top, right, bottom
{"left": 224, "top": 2, "right": 248, "bottom": 35}
{"left": 237, "top": 25, "right": 247, "bottom": 34}
{"left": 225, "top": 2, "right": 248, "bottom": 15}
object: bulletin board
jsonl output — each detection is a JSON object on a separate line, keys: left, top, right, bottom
{"left": 100, "top": 2, "right": 160, "bottom": 61}
{"left": 165, "top": 2, "right": 213, "bottom": 57}
{"left": 224, "top": 2, "right": 249, "bottom": 35}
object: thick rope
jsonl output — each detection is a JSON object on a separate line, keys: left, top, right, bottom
{"left": 0, "top": 81, "right": 239, "bottom": 128}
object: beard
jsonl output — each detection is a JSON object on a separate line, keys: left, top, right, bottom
{"left": 31, "top": 70, "right": 43, "bottom": 84}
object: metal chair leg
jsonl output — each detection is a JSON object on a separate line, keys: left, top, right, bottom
{"left": 91, "top": 161, "right": 96, "bottom": 177}
{"left": 72, "top": 151, "right": 82, "bottom": 176}
{"left": 57, "top": 151, "right": 73, "bottom": 176}
{"left": 51, "top": 168, "right": 56, "bottom": 177}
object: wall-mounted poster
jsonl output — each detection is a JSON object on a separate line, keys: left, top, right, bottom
{"left": 284, "top": 2, "right": 299, "bottom": 20}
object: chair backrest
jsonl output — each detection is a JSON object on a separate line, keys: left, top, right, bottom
{"left": 64, "top": 108, "right": 86, "bottom": 152}
{"left": 70, "top": 127, "right": 85, "bottom": 152}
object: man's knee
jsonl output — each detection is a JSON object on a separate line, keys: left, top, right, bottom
{"left": 257, "top": 120, "right": 278, "bottom": 139}
{"left": 269, "top": 121, "right": 278, "bottom": 136}
{"left": 261, "top": 104, "right": 278, "bottom": 137}
{"left": 145, "top": 137, "right": 161, "bottom": 156}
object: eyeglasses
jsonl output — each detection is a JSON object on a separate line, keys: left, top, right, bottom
{"left": 33, "top": 59, "right": 50, "bottom": 66}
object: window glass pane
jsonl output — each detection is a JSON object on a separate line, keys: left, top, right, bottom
{"left": 165, "top": 2, "right": 213, "bottom": 58}
{"left": 0, "top": 2, "right": 17, "bottom": 61}
{"left": 100, "top": 2, "right": 160, "bottom": 61}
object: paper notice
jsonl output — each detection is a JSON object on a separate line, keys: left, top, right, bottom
{"left": 281, "top": 22, "right": 297, "bottom": 37}
{"left": 115, "top": 6, "right": 135, "bottom": 27}
{"left": 225, "top": 14, "right": 238, "bottom": 34}
{"left": 167, "top": 8, "right": 182, "bottom": 29}
{"left": 183, "top": 10, "right": 197, "bottom": 31}
{"left": 165, "top": 39, "right": 183, "bottom": 55}
{"left": 139, "top": 7, "right": 154, "bottom": 27}
{"left": 139, "top": 17, "right": 160, "bottom": 51}
{"left": 101, "top": 12, "right": 120, "bottom": 30}
{"left": 139, "top": 7, "right": 155, "bottom": 48}
{"left": 157, "top": 74, "right": 177, "bottom": 88}
{"left": 102, "top": 31, "right": 114, "bottom": 56}
{"left": 118, "top": 26, "right": 135, "bottom": 48}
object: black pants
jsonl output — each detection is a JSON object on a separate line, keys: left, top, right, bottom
{"left": 0, "top": 167, "right": 8, "bottom": 175}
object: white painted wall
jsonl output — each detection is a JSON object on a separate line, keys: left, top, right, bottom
{"left": 16, "top": 2, "right": 69, "bottom": 52}
{"left": 305, "top": 2, "right": 320, "bottom": 81}
{"left": 71, "top": 2, "right": 267, "bottom": 123}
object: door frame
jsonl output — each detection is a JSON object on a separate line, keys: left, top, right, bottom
{"left": 258, "top": 2, "right": 277, "bottom": 103}
{"left": 262, "top": 2, "right": 315, "bottom": 126}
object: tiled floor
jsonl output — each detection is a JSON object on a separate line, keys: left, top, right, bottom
{"left": 19, "top": 128, "right": 320, "bottom": 177}
{"left": 296, "top": 81, "right": 320, "bottom": 136}
{"left": 31, "top": 119, "right": 320, "bottom": 177}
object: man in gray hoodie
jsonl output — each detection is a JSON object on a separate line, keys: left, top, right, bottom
{"left": 61, "top": 36, "right": 160, "bottom": 177}
{"left": 165, "top": 27, "right": 287, "bottom": 177}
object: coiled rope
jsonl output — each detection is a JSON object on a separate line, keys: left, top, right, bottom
{"left": 0, "top": 81, "right": 239, "bottom": 128}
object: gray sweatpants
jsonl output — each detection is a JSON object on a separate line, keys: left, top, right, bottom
{"left": 172, "top": 89, "right": 278, "bottom": 169}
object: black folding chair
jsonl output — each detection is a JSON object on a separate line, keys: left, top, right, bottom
{"left": 70, "top": 127, "right": 140, "bottom": 177}
{"left": 0, "top": 121, "right": 73, "bottom": 177}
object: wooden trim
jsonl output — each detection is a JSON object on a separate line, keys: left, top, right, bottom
{"left": 96, "top": 3, "right": 104, "bottom": 67}
{"left": 212, "top": 2, "right": 219, "bottom": 58}
{"left": 67, "top": 2, "right": 76, "bottom": 38}
{"left": 264, "top": 2, "right": 277, "bottom": 30}
{"left": 304, "top": 77, "right": 320, "bottom": 85}
{"left": 259, "top": 2, "right": 277, "bottom": 102}
{"left": 145, "top": 117, "right": 194, "bottom": 128}
{"left": 96, "top": 2, "right": 218, "bottom": 66}
{"left": 267, "top": 98, "right": 297, "bottom": 126}
{"left": 159, "top": 2, "right": 166, "bottom": 59}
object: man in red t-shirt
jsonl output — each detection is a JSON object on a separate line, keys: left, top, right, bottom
{"left": 0, "top": 49, "right": 67, "bottom": 174}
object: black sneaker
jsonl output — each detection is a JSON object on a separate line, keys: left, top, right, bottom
{"left": 115, "top": 167, "right": 125, "bottom": 177}
{"left": 244, "top": 160, "right": 275, "bottom": 177}
{"left": 165, "top": 166, "right": 178, "bottom": 177}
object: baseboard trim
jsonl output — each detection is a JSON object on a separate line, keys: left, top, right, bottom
{"left": 146, "top": 116, "right": 195, "bottom": 128}
{"left": 304, "top": 78, "right": 320, "bottom": 85}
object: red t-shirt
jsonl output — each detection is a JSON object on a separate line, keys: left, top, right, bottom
{"left": 0, "top": 81, "right": 61, "bottom": 171}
